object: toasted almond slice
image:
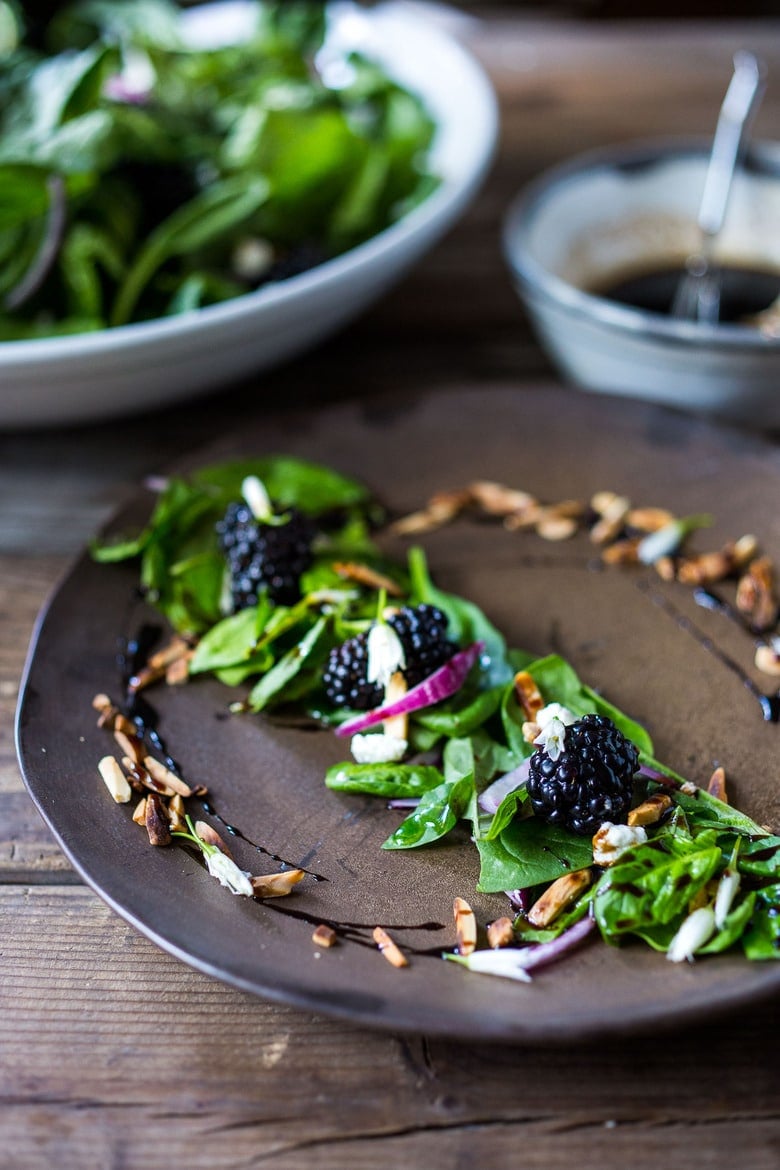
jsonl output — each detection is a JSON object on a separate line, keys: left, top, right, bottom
{"left": 601, "top": 537, "right": 641, "bottom": 566}
{"left": 145, "top": 792, "right": 171, "bottom": 846}
{"left": 332, "top": 562, "right": 404, "bottom": 596}
{"left": 677, "top": 543, "right": 743, "bottom": 586}
{"left": 143, "top": 755, "right": 193, "bottom": 798}
{"left": 736, "top": 556, "right": 779, "bottom": 632}
{"left": 166, "top": 793, "right": 188, "bottom": 832}
{"left": 487, "top": 916, "right": 515, "bottom": 950}
{"left": 522, "top": 719, "right": 540, "bottom": 744}
{"left": 707, "top": 766, "right": 728, "bottom": 804}
{"left": 391, "top": 489, "right": 470, "bottom": 535}
{"left": 114, "top": 728, "right": 145, "bottom": 766}
{"left": 627, "top": 793, "right": 672, "bottom": 827}
{"left": 382, "top": 670, "right": 408, "bottom": 741}
{"left": 626, "top": 507, "right": 676, "bottom": 533}
{"left": 590, "top": 490, "right": 622, "bottom": 515}
{"left": 527, "top": 869, "right": 592, "bottom": 927}
{"left": 513, "top": 671, "right": 544, "bottom": 721}
{"left": 755, "top": 644, "right": 780, "bottom": 677}
{"left": 120, "top": 756, "right": 150, "bottom": 792}
{"left": 733, "top": 534, "right": 760, "bottom": 568}
{"left": 536, "top": 513, "right": 578, "bottom": 542}
{"left": 469, "top": 481, "right": 537, "bottom": 516}
{"left": 454, "top": 896, "right": 477, "bottom": 956}
{"left": 654, "top": 555, "right": 676, "bottom": 582}
{"left": 503, "top": 502, "right": 543, "bottom": 531}
{"left": 251, "top": 869, "right": 305, "bottom": 898}
{"left": 165, "top": 651, "right": 193, "bottom": 686}
{"left": 194, "top": 820, "right": 232, "bottom": 858}
{"left": 98, "top": 755, "right": 132, "bottom": 804}
{"left": 132, "top": 796, "right": 148, "bottom": 825}
{"left": 128, "top": 635, "right": 192, "bottom": 693}
{"left": 92, "top": 693, "right": 114, "bottom": 715}
{"left": 373, "top": 926, "right": 408, "bottom": 968}
{"left": 590, "top": 495, "right": 630, "bottom": 545}
{"left": 312, "top": 923, "right": 337, "bottom": 948}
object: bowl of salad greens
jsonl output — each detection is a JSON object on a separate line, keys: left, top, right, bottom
{"left": 0, "top": 0, "right": 498, "bottom": 426}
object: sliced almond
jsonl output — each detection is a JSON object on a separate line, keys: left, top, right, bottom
{"left": 143, "top": 755, "right": 193, "bottom": 798}
{"left": 513, "top": 670, "right": 544, "bottom": 721}
{"left": 503, "top": 502, "right": 543, "bottom": 531}
{"left": 166, "top": 792, "right": 188, "bottom": 832}
{"left": 677, "top": 543, "right": 741, "bottom": 586}
{"left": 132, "top": 796, "right": 148, "bottom": 825}
{"left": 312, "top": 923, "right": 337, "bottom": 948}
{"left": 128, "top": 635, "right": 192, "bottom": 693}
{"left": 536, "top": 513, "right": 578, "bottom": 542}
{"left": 736, "top": 556, "right": 779, "bottom": 632}
{"left": 487, "top": 916, "right": 515, "bottom": 950}
{"left": 373, "top": 926, "right": 408, "bottom": 968}
{"left": 469, "top": 481, "right": 537, "bottom": 517}
{"left": 627, "top": 793, "right": 672, "bottom": 827}
{"left": 654, "top": 555, "right": 676, "bottom": 582}
{"left": 601, "top": 537, "right": 641, "bottom": 566}
{"left": 98, "top": 755, "right": 132, "bottom": 804}
{"left": 707, "top": 766, "right": 728, "bottom": 804}
{"left": 626, "top": 507, "right": 676, "bottom": 533}
{"left": 382, "top": 670, "right": 408, "bottom": 741}
{"left": 454, "top": 896, "right": 477, "bottom": 956}
{"left": 144, "top": 792, "right": 171, "bottom": 846}
{"left": 165, "top": 651, "right": 193, "bottom": 686}
{"left": 755, "top": 643, "right": 780, "bottom": 677}
{"left": 194, "top": 819, "right": 232, "bottom": 857}
{"left": 114, "top": 728, "right": 145, "bottom": 766}
{"left": 332, "top": 562, "right": 404, "bottom": 596}
{"left": 391, "top": 489, "right": 471, "bottom": 535}
{"left": 251, "top": 869, "right": 305, "bottom": 898}
{"left": 522, "top": 719, "right": 540, "bottom": 745}
{"left": 527, "top": 869, "right": 592, "bottom": 927}
{"left": 590, "top": 494, "right": 630, "bottom": 545}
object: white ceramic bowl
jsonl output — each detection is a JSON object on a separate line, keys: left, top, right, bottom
{"left": 0, "top": 1, "right": 497, "bottom": 428}
{"left": 503, "top": 140, "right": 780, "bottom": 428}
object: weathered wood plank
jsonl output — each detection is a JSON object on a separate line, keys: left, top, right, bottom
{"left": 0, "top": 886, "right": 778, "bottom": 1169}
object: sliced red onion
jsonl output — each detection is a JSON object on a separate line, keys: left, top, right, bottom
{"left": 478, "top": 758, "right": 531, "bottom": 814}
{"left": 506, "top": 887, "right": 534, "bottom": 913}
{"left": 335, "top": 641, "right": 485, "bottom": 738}
{"left": 388, "top": 798, "right": 421, "bottom": 810}
{"left": 515, "top": 914, "right": 596, "bottom": 973}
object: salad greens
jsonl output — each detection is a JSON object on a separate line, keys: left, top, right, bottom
{"left": 95, "top": 454, "right": 780, "bottom": 970}
{"left": 0, "top": 0, "right": 437, "bottom": 338}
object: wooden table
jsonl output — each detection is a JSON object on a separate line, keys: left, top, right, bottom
{"left": 4, "top": 13, "right": 780, "bottom": 1168}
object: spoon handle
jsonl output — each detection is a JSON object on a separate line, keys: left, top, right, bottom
{"left": 698, "top": 50, "right": 766, "bottom": 243}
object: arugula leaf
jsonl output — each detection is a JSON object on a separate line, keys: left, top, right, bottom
{"left": 592, "top": 840, "right": 721, "bottom": 944}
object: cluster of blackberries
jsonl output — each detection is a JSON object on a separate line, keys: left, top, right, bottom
{"left": 527, "top": 713, "right": 639, "bottom": 836}
{"left": 216, "top": 502, "right": 316, "bottom": 610}
{"left": 322, "top": 604, "right": 457, "bottom": 710}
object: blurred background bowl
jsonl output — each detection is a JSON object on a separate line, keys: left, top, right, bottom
{"left": 0, "top": 1, "right": 497, "bottom": 429}
{"left": 503, "top": 139, "right": 780, "bottom": 429}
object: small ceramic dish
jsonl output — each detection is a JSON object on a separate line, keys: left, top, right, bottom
{"left": 503, "top": 139, "right": 780, "bottom": 428}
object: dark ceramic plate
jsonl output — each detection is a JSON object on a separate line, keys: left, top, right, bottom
{"left": 16, "top": 385, "right": 780, "bottom": 1042}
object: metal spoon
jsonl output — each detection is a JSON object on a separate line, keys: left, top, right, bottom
{"left": 671, "top": 50, "right": 766, "bottom": 324}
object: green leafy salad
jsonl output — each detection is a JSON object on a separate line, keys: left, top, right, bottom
{"left": 94, "top": 456, "right": 780, "bottom": 979}
{"left": 0, "top": 0, "right": 437, "bottom": 339}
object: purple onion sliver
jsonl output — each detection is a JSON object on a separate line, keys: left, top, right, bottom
{"left": 519, "top": 915, "right": 596, "bottom": 973}
{"left": 505, "top": 887, "right": 534, "bottom": 913}
{"left": 336, "top": 641, "right": 484, "bottom": 737}
{"left": 478, "top": 758, "right": 531, "bottom": 814}
{"left": 387, "top": 798, "right": 421, "bottom": 810}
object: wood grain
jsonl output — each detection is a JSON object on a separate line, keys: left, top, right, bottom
{"left": 1, "top": 886, "right": 778, "bottom": 1169}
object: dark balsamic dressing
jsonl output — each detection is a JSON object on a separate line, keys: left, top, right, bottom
{"left": 637, "top": 579, "right": 780, "bottom": 722}
{"left": 591, "top": 263, "right": 780, "bottom": 323}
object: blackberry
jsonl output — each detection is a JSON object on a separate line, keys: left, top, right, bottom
{"left": 216, "top": 502, "right": 315, "bottom": 610}
{"left": 527, "top": 714, "right": 639, "bottom": 836}
{"left": 322, "top": 603, "right": 458, "bottom": 710}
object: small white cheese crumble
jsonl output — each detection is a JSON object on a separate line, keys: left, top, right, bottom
{"left": 232, "top": 236, "right": 274, "bottom": 281}
{"left": 351, "top": 733, "right": 408, "bottom": 765}
{"left": 592, "top": 821, "right": 647, "bottom": 866}
{"left": 366, "top": 622, "right": 406, "bottom": 689}
{"left": 533, "top": 703, "right": 577, "bottom": 761}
